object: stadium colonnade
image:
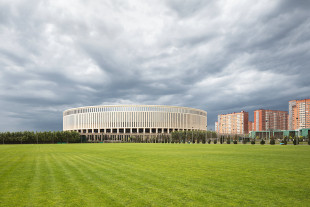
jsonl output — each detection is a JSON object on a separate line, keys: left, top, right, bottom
{"left": 63, "top": 105, "right": 207, "bottom": 142}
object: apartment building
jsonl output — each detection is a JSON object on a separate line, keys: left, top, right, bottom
{"left": 254, "top": 109, "right": 288, "bottom": 131}
{"left": 289, "top": 99, "right": 310, "bottom": 130}
{"left": 216, "top": 111, "right": 249, "bottom": 134}
{"left": 248, "top": 121, "right": 254, "bottom": 132}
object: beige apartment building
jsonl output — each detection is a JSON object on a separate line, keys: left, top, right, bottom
{"left": 289, "top": 99, "right": 310, "bottom": 130}
{"left": 215, "top": 111, "right": 249, "bottom": 135}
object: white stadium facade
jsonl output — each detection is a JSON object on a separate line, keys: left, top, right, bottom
{"left": 63, "top": 105, "right": 207, "bottom": 142}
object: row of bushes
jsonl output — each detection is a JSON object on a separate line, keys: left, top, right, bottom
{"left": 1, "top": 130, "right": 309, "bottom": 145}
{"left": 171, "top": 130, "right": 217, "bottom": 144}
{"left": 0, "top": 131, "right": 81, "bottom": 144}
{"left": 204, "top": 139, "right": 310, "bottom": 145}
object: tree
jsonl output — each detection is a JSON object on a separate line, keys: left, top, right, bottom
{"left": 0, "top": 132, "right": 3, "bottom": 144}
{"left": 171, "top": 131, "right": 178, "bottom": 143}
{"left": 220, "top": 136, "right": 224, "bottom": 144}
{"left": 234, "top": 134, "right": 238, "bottom": 141}
{"left": 202, "top": 131, "right": 206, "bottom": 144}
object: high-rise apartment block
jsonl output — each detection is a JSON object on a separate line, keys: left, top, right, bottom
{"left": 248, "top": 121, "right": 254, "bottom": 132}
{"left": 254, "top": 109, "right": 288, "bottom": 131}
{"left": 289, "top": 99, "right": 310, "bottom": 130}
{"left": 216, "top": 111, "right": 249, "bottom": 134}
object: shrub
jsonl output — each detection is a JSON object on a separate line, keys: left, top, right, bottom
{"left": 207, "top": 139, "right": 211, "bottom": 144}
{"left": 242, "top": 140, "right": 247, "bottom": 144}
{"left": 308, "top": 140, "right": 310, "bottom": 145}
{"left": 213, "top": 140, "right": 217, "bottom": 144}
{"left": 280, "top": 140, "right": 287, "bottom": 145}
{"left": 251, "top": 140, "right": 255, "bottom": 145}
{"left": 260, "top": 139, "right": 265, "bottom": 145}
{"left": 233, "top": 140, "right": 237, "bottom": 144}
{"left": 227, "top": 140, "right": 231, "bottom": 144}
{"left": 270, "top": 139, "right": 275, "bottom": 145}
{"left": 293, "top": 139, "right": 297, "bottom": 145}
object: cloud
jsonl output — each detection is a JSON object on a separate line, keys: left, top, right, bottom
{"left": 0, "top": 0, "right": 309, "bottom": 131}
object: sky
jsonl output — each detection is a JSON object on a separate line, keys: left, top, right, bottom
{"left": 0, "top": 0, "right": 310, "bottom": 132}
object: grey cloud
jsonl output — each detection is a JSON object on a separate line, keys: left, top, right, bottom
{"left": 0, "top": 49, "right": 29, "bottom": 65}
{"left": 278, "top": 0, "right": 310, "bottom": 12}
{"left": 165, "top": 0, "right": 218, "bottom": 18}
{"left": 0, "top": 0, "right": 310, "bottom": 131}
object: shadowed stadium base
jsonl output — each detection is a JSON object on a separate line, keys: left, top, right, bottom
{"left": 0, "top": 144, "right": 309, "bottom": 206}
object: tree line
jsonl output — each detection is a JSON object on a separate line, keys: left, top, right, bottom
{"left": 0, "top": 131, "right": 81, "bottom": 144}
{"left": 170, "top": 130, "right": 217, "bottom": 144}
{"left": 0, "top": 130, "right": 217, "bottom": 144}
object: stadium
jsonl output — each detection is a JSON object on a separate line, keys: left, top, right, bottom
{"left": 63, "top": 105, "right": 207, "bottom": 142}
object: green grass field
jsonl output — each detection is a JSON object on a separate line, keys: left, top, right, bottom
{"left": 0, "top": 144, "right": 310, "bottom": 206}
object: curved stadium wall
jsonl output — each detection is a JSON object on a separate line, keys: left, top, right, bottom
{"left": 63, "top": 105, "right": 207, "bottom": 142}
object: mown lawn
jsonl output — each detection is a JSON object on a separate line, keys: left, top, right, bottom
{"left": 0, "top": 144, "right": 309, "bottom": 206}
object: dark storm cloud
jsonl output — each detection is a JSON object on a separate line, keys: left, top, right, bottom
{"left": 0, "top": 0, "right": 309, "bottom": 131}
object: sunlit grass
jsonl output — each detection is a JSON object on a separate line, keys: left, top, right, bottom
{"left": 0, "top": 144, "right": 309, "bottom": 206}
